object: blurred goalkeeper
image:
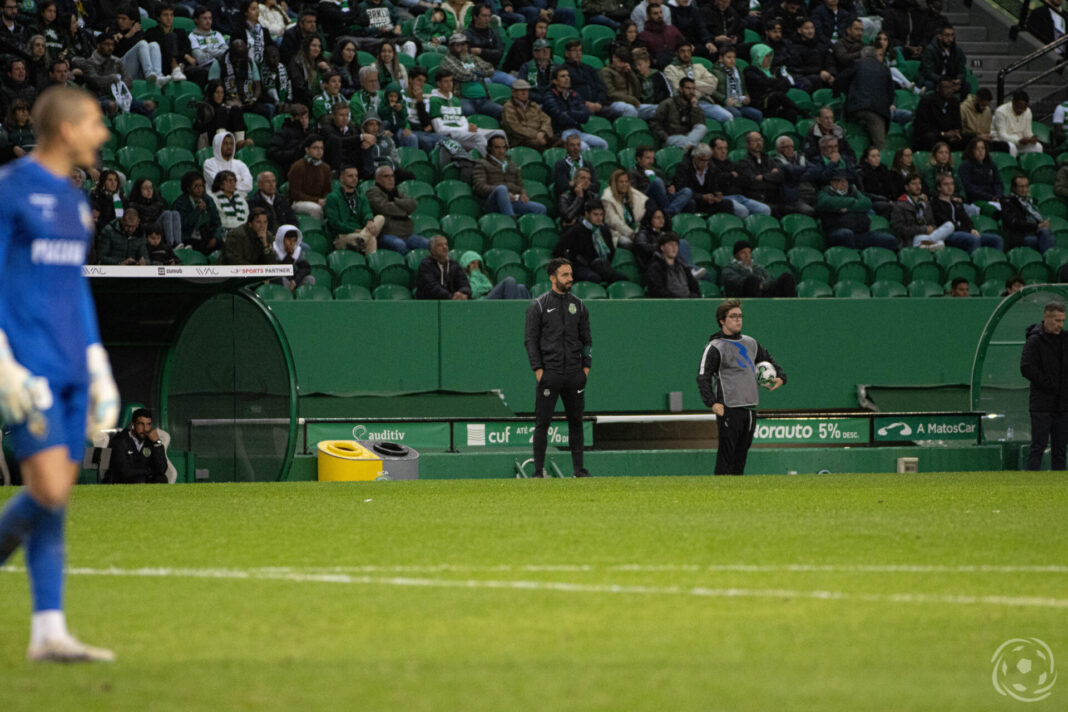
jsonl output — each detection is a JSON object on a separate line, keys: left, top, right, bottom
{"left": 0, "top": 86, "right": 119, "bottom": 662}
{"left": 697, "top": 299, "right": 786, "bottom": 475}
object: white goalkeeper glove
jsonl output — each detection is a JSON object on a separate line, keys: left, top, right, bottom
{"left": 0, "top": 329, "right": 52, "bottom": 425}
{"left": 86, "top": 343, "right": 120, "bottom": 437}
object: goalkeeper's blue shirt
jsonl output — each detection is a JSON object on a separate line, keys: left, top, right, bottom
{"left": 0, "top": 157, "right": 98, "bottom": 386}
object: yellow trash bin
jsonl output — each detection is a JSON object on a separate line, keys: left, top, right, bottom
{"left": 317, "top": 440, "right": 385, "bottom": 481}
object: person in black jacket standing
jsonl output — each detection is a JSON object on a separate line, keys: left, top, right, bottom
{"left": 1021, "top": 302, "right": 1068, "bottom": 470}
{"left": 697, "top": 300, "right": 786, "bottom": 475}
{"left": 525, "top": 258, "right": 593, "bottom": 478}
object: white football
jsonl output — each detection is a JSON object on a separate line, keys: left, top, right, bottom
{"left": 756, "top": 361, "right": 777, "bottom": 388}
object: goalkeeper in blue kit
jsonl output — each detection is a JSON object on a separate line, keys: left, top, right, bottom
{"left": 0, "top": 87, "right": 119, "bottom": 662}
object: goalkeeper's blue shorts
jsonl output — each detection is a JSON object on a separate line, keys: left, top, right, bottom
{"left": 8, "top": 381, "right": 88, "bottom": 461}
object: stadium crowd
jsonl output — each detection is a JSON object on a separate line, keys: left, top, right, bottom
{"left": 3, "top": 0, "right": 1067, "bottom": 297}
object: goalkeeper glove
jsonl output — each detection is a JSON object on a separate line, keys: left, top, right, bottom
{"left": 0, "top": 328, "right": 52, "bottom": 425}
{"left": 86, "top": 343, "right": 120, "bottom": 437}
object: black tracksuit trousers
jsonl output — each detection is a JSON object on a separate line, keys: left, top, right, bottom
{"left": 715, "top": 406, "right": 757, "bottom": 475}
{"left": 533, "top": 370, "right": 586, "bottom": 475}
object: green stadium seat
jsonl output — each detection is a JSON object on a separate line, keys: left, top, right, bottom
{"left": 163, "top": 79, "right": 201, "bottom": 100}
{"left": 160, "top": 179, "right": 183, "bottom": 206}
{"left": 908, "top": 260, "right": 944, "bottom": 284}
{"left": 303, "top": 251, "right": 326, "bottom": 267}
{"left": 195, "top": 145, "right": 213, "bottom": 167}
{"left": 754, "top": 231, "right": 787, "bottom": 251}
{"left": 412, "top": 214, "right": 441, "bottom": 236}
{"left": 797, "top": 279, "right": 833, "bottom": 297}
{"left": 1039, "top": 198, "right": 1068, "bottom": 219}
{"left": 792, "top": 231, "right": 825, "bottom": 251}
{"left": 1020, "top": 152, "right": 1057, "bottom": 184}
{"left": 327, "top": 250, "right": 373, "bottom": 288}
{"left": 116, "top": 146, "right": 155, "bottom": 172}
{"left": 302, "top": 231, "right": 329, "bottom": 256}
{"left": 724, "top": 117, "right": 759, "bottom": 148}
{"left": 781, "top": 214, "right": 819, "bottom": 235}
{"left": 712, "top": 245, "right": 734, "bottom": 267}
{"left": 798, "top": 261, "right": 833, "bottom": 284}
{"left": 493, "top": 260, "right": 530, "bottom": 285}
{"left": 760, "top": 117, "right": 796, "bottom": 145}
{"left": 243, "top": 113, "right": 273, "bottom": 148}
{"left": 256, "top": 283, "right": 293, "bottom": 301}
{"left": 980, "top": 279, "right": 1005, "bottom": 297}
{"left": 523, "top": 247, "right": 552, "bottom": 275}
{"left": 333, "top": 284, "right": 372, "bottom": 300}
{"left": 417, "top": 53, "right": 442, "bottom": 72}
{"left": 237, "top": 146, "right": 267, "bottom": 165}
{"left": 834, "top": 280, "right": 871, "bottom": 298}
{"left": 672, "top": 214, "right": 707, "bottom": 235}
{"left": 452, "top": 230, "right": 485, "bottom": 253}
{"left": 743, "top": 214, "right": 781, "bottom": 238}
{"left": 297, "top": 214, "right": 323, "bottom": 234}
{"left": 571, "top": 281, "right": 607, "bottom": 299}
{"left": 654, "top": 146, "right": 684, "bottom": 174}
{"left": 893, "top": 89, "right": 919, "bottom": 112}
{"left": 581, "top": 24, "right": 615, "bottom": 57}
{"left": 295, "top": 284, "right": 332, "bottom": 301}
{"left": 530, "top": 281, "right": 552, "bottom": 298}
{"left": 310, "top": 265, "right": 333, "bottom": 288}
{"left": 1008, "top": 246, "right": 1043, "bottom": 270}
{"left": 683, "top": 228, "right": 716, "bottom": 251}
{"left": 249, "top": 160, "right": 285, "bottom": 184}
{"left": 438, "top": 181, "right": 481, "bottom": 218}
{"left": 368, "top": 250, "right": 411, "bottom": 287}
{"left": 823, "top": 246, "right": 861, "bottom": 268}
{"left": 834, "top": 261, "right": 870, "bottom": 284}
{"left": 406, "top": 249, "right": 430, "bottom": 273}
{"left": 699, "top": 281, "right": 722, "bottom": 297}
{"left": 971, "top": 246, "right": 1008, "bottom": 269}
{"left": 175, "top": 249, "right": 208, "bottom": 265}
{"left": 936, "top": 246, "right": 971, "bottom": 270}
{"left": 468, "top": 114, "right": 500, "bottom": 130}
{"left": 608, "top": 281, "right": 645, "bottom": 299}
{"left": 518, "top": 214, "right": 557, "bottom": 245}
{"left": 1044, "top": 246, "right": 1068, "bottom": 271}
{"left": 157, "top": 146, "right": 197, "bottom": 181}
{"left": 483, "top": 248, "right": 521, "bottom": 272}
{"left": 861, "top": 246, "right": 896, "bottom": 270}
{"left": 944, "top": 260, "right": 979, "bottom": 284}
{"left": 1031, "top": 184, "right": 1056, "bottom": 205}
{"left": 788, "top": 246, "right": 823, "bottom": 271}
{"left": 981, "top": 260, "right": 1016, "bottom": 285}
{"left": 1019, "top": 261, "right": 1053, "bottom": 283}
{"left": 510, "top": 146, "right": 551, "bottom": 185}
{"left": 707, "top": 213, "right": 745, "bottom": 237}
{"left": 786, "top": 88, "right": 815, "bottom": 115}
{"left": 907, "top": 279, "right": 944, "bottom": 297}
{"left": 870, "top": 280, "right": 908, "bottom": 297}
{"left": 441, "top": 213, "right": 478, "bottom": 236}
{"left": 480, "top": 214, "right": 524, "bottom": 252}
{"left": 373, "top": 284, "right": 413, "bottom": 300}
{"left": 581, "top": 55, "right": 604, "bottom": 71}
{"left": 752, "top": 246, "right": 787, "bottom": 266}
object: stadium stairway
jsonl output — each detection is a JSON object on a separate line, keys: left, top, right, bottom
{"left": 956, "top": 0, "right": 1067, "bottom": 116}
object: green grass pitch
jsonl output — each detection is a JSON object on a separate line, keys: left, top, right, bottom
{"left": 0, "top": 471, "right": 1065, "bottom": 711}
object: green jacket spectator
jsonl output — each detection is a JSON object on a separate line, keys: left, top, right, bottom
{"left": 650, "top": 94, "right": 705, "bottom": 143}
{"left": 96, "top": 214, "right": 148, "bottom": 265}
{"left": 325, "top": 182, "right": 373, "bottom": 236}
{"left": 413, "top": 9, "right": 455, "bottom": 53}
{"left": 349, "top": 87, "right": 384, "bottom": 125}
{"left": 709, "top": 62, "right": 749, "bottom": 108}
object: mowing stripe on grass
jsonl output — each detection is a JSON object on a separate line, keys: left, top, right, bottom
{"left": 3, "top": 565, "right": 1067, "bottom": 609}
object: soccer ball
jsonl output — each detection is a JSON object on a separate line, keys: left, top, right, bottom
{"left": 756, "top": 361, "right": 777, "bottom": 389}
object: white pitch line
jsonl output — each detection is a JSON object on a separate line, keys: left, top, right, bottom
{"left": 174, "top": 563, "right": 1068, "bottom": 575}
{"left": 2, "top": 565, "right": 1067, "bottom": 609}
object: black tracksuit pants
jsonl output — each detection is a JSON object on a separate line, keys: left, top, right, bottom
{"left": 1027, "top": 411, "right": 1068, "bottom": 470}
{"left": 533, "top": 370, "right": 586, "bottom": 475}
{"left": 715, "top": 406, "right": 757, "bottom": 475}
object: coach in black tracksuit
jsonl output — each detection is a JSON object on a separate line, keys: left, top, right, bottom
{"left": 524, "top": 257, "right": 593, "bottom": 478}
{"left": 1020, "top": 302, "right": 1068, "bottom": 470}
{"left": 697, "top": 300, "right": 786, "bottom": 475}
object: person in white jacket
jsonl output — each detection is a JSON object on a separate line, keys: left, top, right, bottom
{"left": 992, "top": 91, "right": 1044, "bottom": 158}
{"left": 601, "top": 169, "right": 649, "bottom": 247}
{"left": 202, "top": 131, "right": 255, "bottom": 195}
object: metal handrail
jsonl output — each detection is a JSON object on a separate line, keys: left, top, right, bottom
{"left": 997, "top": 32, "right": 1068, "bottom": 105}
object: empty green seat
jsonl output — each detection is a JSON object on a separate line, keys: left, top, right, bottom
{"left": 570, "top": 281, "right": 608, "bottom": 299}
{"left": 373, "top": 284, "right": 412, "bottom": 300}
{"left": 870, "top": 280, "right": 908, "bottom": 297}
{"left": 797, "top": 279, "right": 833, "bottom": 298}
{"left": 833, "top": 280, "right": 870, "bottom": 298}
{"left": 295, "top": 284, "right": 332, "bottom": 301}
{"left": 333, "top": 284, "right": 372, "bottom": 300}
{"left": 256, "top": 283, "right": 292, "bottom": 301}
{"left": 608, "top": 281, "right": 644, "bottom": 299}
{"left": 907, "top": 279, "right": 943, "bottom": 297}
